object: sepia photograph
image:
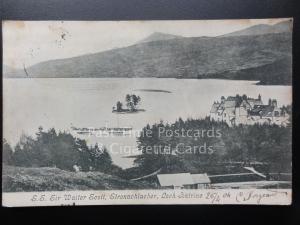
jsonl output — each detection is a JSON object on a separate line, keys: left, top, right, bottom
{"left": 2, "top": 19, "right": 292, "bottom": 206}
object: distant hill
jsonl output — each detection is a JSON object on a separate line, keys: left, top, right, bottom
{"left": 4, "top": 22, "right": 292, "bottom": 85}
{"left": 137, "top": 32, "right": 182, "bottom": 44}
{"left": 223, "top": 20, "right": 292, "bottom": 37}
{"left": 207, "top": 57, "right": 292, "bottom": 85}
{"left": 20, "top": 32, "right": 291, "bottom": 84}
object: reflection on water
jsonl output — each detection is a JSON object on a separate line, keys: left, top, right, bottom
{"left": 3, "top": 78, "right": 292, "bottom": 168}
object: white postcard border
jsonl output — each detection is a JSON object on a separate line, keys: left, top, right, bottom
{"left": 2, "top": 189, "right": 292, "bottom": 207}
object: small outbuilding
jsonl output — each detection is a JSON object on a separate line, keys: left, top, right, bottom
{"left": 191, "top": 173, "right": 211, "bottom": 189}
{"left": 157, "top": 173, "right": 211, "bottom": 189}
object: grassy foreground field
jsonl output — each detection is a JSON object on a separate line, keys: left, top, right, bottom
{"left": 2, "top": 165, "right": 151, "bottom": 192}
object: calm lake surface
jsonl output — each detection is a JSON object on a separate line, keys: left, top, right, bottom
{"left": 3, "top": 78, "right": 292, "bottom": 168}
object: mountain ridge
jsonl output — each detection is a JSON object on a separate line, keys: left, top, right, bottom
{"left": 137, "top": 32, "right": 182, "bottom": 44}
{"left": 222, "top": 20, "right": 292, "bottom": 37}
{"left": 3, "top": 21, "right": 292, "bottom": 85}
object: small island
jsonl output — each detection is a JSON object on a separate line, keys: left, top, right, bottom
{"left": 112, "top": 94, "right": 145, "bottom": 113}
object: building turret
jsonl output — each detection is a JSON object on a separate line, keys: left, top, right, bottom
{"left": 221, "top": 96, "right": 225, "bottom": 103}
{"left": 268, "top": 98, "right": 272, "bottom": 106}
{"left": 258, "top": 94, "right": 261, "bottom": 101}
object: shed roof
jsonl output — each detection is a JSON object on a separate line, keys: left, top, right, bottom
{"left": 191, "top": 173, "right": 211, "bottom": 184}
{"left": 157, "top": 173, "right": 194, "bottom": 187}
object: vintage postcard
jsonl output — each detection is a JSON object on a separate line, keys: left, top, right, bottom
{"left": 2, "top": 19, "right": 292, "bottom": 206}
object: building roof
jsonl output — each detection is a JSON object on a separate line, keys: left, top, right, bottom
{"left": 226, "top": 96, "right": 237, "bottom": 101}
{"left": 261, "top": 109, "right": 274, "bottom": 117}
{"left": 210, "top": 103, "right": 219, "bottom": 113}
{"left": 209, "top": 173, "right": 265, "bottom": 183}
{"left": 191, "top": 173, "right": 211, "bottom": 184}
{"left": 248, "top": 99, "right": 263, "bottom": 106}
{"left": 157, "top": 173, "right": 211, "bottom": 187}
{"left": 224, "top": 100, "right": 236, "bottom": 108}
{"left": 210, "top": 95, "right": 276, "bottom": 120}
{"left": 157, "top": 173, "right": 194, "bottom": 187}
{"left": 240, "top": 99, "right": 251, "bottom": 107}
{"left": 250, "top": 105, "right": 274, "bottom": 117}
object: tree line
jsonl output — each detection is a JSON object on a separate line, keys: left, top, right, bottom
{"left": 3, "top": 116, "right": 292, "bottom": 178}
{"left": 3, "top": 127, "right": 121, "bottom": 175}
{"left": 134, "top": 117, "right": 292, "bottom": 175}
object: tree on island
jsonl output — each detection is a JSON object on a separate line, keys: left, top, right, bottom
{"left": 126, "top": 94, "right": 141, "bottom": 111}
{"left": 116, "top": 101, "right": 123, "bottom": 111}
{"left": 113, "top": 94, "right": 141, "bottom": 112}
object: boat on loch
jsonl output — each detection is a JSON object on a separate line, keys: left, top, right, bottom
{"left": 70, "top": 125, "right": 133, "bottom": 136}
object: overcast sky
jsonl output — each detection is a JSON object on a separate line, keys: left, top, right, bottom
{"left": 3, "top": 18, "right": 289, "bottom": 68}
